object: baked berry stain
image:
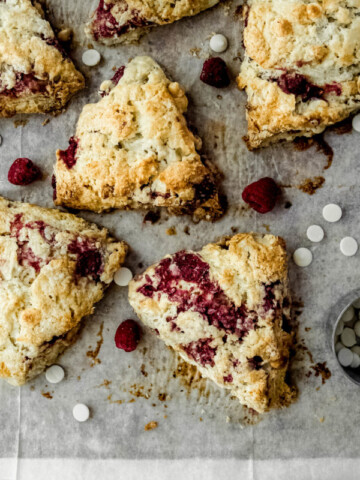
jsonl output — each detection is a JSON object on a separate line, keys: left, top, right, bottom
{"left": 137, "top": 251, "right": 259, "bottom": 342}
{"left": 276, "top": 73, "right": 341, "bottom": 102}
{"left": 86, "top": 322, "right": 104, "bottom": 366}
{"left": 297, "top": 176, "right": 325, "bottom": 195}
{"left": 10, "top": 214, "right": 46, "bottom": 272}
{"left": 68, "top": 237, "right": 104, "bottom": 281}
{"left": 91, "top": 0, "right": 152, "bottom": 40}
{"left": 143, "top": 210, "right": 161, "bottom": 224}
{"left": 111, "top": 66, "right": 125, "bottom": 85}
{"left": 0, "top": 72, "right": 47, "bottom": 97}
{"left": 59, "top": 136, "right": 78, "bottom": 169}
{"left": 182, "top": 338, "right": 217, "bottom": 367}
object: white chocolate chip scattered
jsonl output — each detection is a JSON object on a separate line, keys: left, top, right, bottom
{"left": 82, "top": 49, "right": 101, "bottom": 67}
{"left": 45, "top": 365, "right": 65, "bottom": 384}
{"left": 351, "top": 345, "right": 360, "bottom": 356}
{"left": 114, "top": 267, "right": 133, "bottom": 287}
{"left": 342, "top": 306, "right": 355, "bottom": 323}
{"left": 354, "top": 321, "right": 360, "bottom": 337}
{"left": 352, "top": 114, "right": 360, "bottom": 133}
{"left": 306, "top": 225, "right": 324, "bottom": 243}
{"left": 322, "top": 204, "right": 342, "bottom": 223}
{"left": 335, "top": 341, "right": 344, "bottom": 353}
{"left": 209, "top": 34, "right": 228, "bottom": 53}
{"left": 350, "top": 353, "right": 360, "bottom": 369}
{"left": 73, "top": 403, "right": 90, "bottom": 422}
{"left": 335, "top": 319, "right": 344, "bottom": 335}
{"left": 293, "top": 248, "right": 312, "bottom": 267}
{"left": 341, "top": 328, "right": 356, "bottom": 347}
{"left": 352, "top": 298, "right": 360, "bottom": 309}
{"left": 338, "top": 347, "right": 353, "bottom": 367}
{"left": 340, "top": 237, "right": 358, "bottom": 257}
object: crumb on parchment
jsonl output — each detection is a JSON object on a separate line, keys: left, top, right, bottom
{"left": 144, "top": 421, "right": 158, "bottom": 431}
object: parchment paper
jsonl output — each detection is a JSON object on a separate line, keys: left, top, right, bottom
{"left": 1, "top": 1, "right": 360, "bottom": 478}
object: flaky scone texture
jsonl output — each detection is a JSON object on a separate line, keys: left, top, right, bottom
{"left": 0, "top": 0, "right": 84, "bottom": 117}
{"left": 54, "top": 56, "right": 223, "bottom": 221}
{"left": 0, "top": 196, "right": 127, "bottom": 386}
{"left": 238, "top": 0, "right": 360, "bottom": 149}
{"left": 129, "top": 233, "right": 296, "bottom": 413}
{"left": 86, "top": 0, "right": 219, "bottom": 45}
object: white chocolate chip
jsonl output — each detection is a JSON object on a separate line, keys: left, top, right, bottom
{"left": 352, "top": 298, "right": 360, "bottom": 309}
{"left": 341, "top": 328, "right": 356, "bottom": 347}
{"left": 335, "top": 341, "right": 344, "bottom": 353}
{"left": 342, "top": 306, "right": 355, "bottom": 323}
{"left": 340, "top": 237, "right": 358, "bottom": 257}
{"left": 350, "top": 353, "right": 360, "bottom": 369}
{"left": 351, "top": 345, "right": 360, "bottom": 355}
{"left": 293, "top": 248, "right": 313, "bottom": 267}
{"left": 45, "top": 365, "right": 65, "bottom": 384}
{"left": 306, "top": 225, "right": 324, "bottom": 243}
{"left": 73, "top": 404, "right": 90, "bottom": 422}
{"left": 335, "top": 319, "right": 344, "bottom": 335}
{"left": 352, "top": 114, "right": 360, "bottom": 133}
{"left": 322, "top": 204, "right": 342, "bottom": 223}
{"left": 338, "top": 347, "right": 353, "bottom": 367}
{"left": 209, "top": 34, "right": 228, "bottom": 53}
{"left": 82, "top": 49, "right": 101, "bottom": 67}
{"left": 114, "top": 267, "right": 133, "bottom": 287}
{"left": 354, "top": 321, "right": 360, "bottom": 337}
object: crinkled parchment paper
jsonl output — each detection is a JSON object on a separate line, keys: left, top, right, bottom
{"left": 1, "top": 1, "right": 360, "bottom": 479}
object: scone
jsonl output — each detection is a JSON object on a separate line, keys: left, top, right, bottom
{"left": 0, "top": 0, "right": 84, "bottom": 117}
{"left": 0, "top": 196, "right": 127, "bottom": 386}
{"left": 237, "top": 1, "right": 360, "bottom": 149}
{"left": 128, "top": 233, "right": 296, "bottom": 413}
{"left": 54, "top": 56, "right": 224, "bottom": 221}
{"left": 86, "top": 0, "right": 219, "bottom": 45}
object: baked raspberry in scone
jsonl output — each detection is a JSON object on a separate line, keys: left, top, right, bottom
{"left": 54, "top": 56, "right": 224, "bottom": 221}
{"left": 237, "top": 1, "right": 360, "bottom": 149}
{"left": 86, "top": 0, "right": 219, "bottom": 45}
{"left": 0, "top": 0, "right": 84, "bottom": 117}
{"left": 128, "top": 233, "right": 296, "bottom": 413}
{"left": 0, "top": 196, "right": 127, "bottom": 385}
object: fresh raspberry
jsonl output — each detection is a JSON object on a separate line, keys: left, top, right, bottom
{"left": 200, "top": 58, "right": 230, "bottom": 88}
{"left": 115, "top": 319, "right": 141, "bottom": 352}
{"left": 242, "top": 177, "right": 280, "bottom": 214}
{"left": 8, "top": 158, "right": 42, "bottom": 185}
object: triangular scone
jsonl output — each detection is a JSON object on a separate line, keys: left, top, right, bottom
{"left": 129, "top": 233, "right": 296, "bottom": 413}
{"left": 237, "top": 0, "right": 360, "bottom": 150}
{"left": 86, "top": 0, "right": 219, "bottom": 45}
{"left": 54, "top": 56, "right": 224, "bottom": 221}
{"left": 0, "top": 0, "right": 84, "bottom": 117}
{"left": 0, "top": 196, "right": 127, "bottom": 386}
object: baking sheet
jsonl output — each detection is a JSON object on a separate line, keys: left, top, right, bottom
{"left": 1, "top": 0, "right": 360, "bottom": 478}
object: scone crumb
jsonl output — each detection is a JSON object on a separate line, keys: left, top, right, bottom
{"left": 166, "top": 227, "right": 177, "bottom": 236}
{"left": 226, "top": 416, "right": 231, "bottom": 423}
{"left": 319, "top": 417, "right": 325, "bottom": 423}
{"left": 144, "top": 421, "right": 158, "bottom": 431}
{"left": 42, "top": 118, "right": 50, "bottom": 126}
{"left": 57, "top": 28, "right": 73, "bottom": 42}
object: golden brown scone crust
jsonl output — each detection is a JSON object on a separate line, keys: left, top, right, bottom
{"left": 129, "top": 233, "right": 296, "bottom": 413}
{"left": 54, "top": 56, "right": 224, "bottom": 221}
{"left": 86, "top": 0, "right": 219, "bottom": 45}
{"left": 238, "top": 0, "right": 360, "bottom": 149}
{"left": 0, "top": 196, "right": 127, "bottom": 386}
{"left": 0, "top": 0, "right": 84, "bottom": 117}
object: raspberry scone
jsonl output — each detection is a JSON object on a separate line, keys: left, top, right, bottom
{"left": 128, "top": 233, "right": 296, "bottom": 413}
{"left": 86, "top": 0, "right": 219, "bottom": 45}
{"left": 0, "top": 196, "right": 127, "bottom": 386}
{"left": 237, "top": 1, "right": 360, "bottom": 149}
{"left": 54, "top": 56, "right": 224, "bottom": 221}
{"left": 0, "top": 0, "right": 84, "bottom": 117}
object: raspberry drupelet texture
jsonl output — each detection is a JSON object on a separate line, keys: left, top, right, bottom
{"left": 242, "top": 177, "right": 280, "bottom": 214}
{"left": 8, "top": 158, "right": 42, "bottom": 186}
